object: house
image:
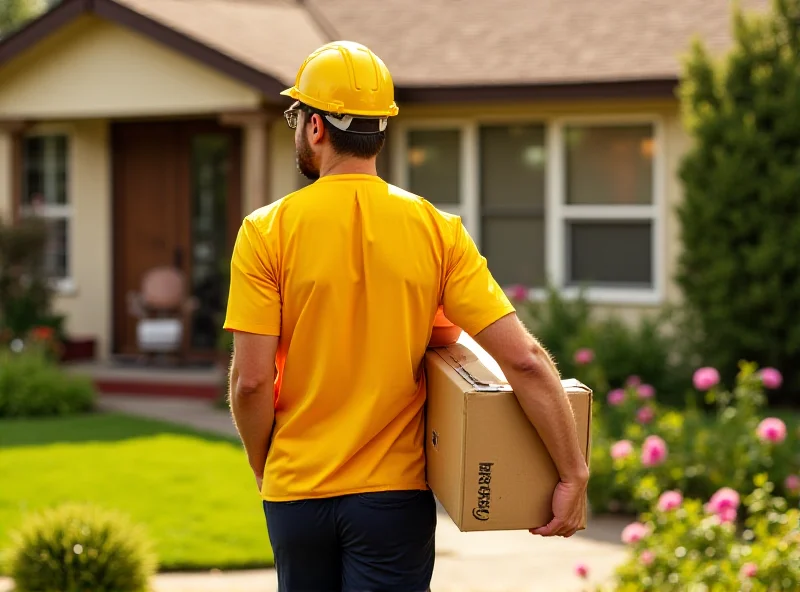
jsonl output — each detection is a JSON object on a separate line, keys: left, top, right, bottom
{"left": 0, "top": 0, "right": 769, "bottom": 363}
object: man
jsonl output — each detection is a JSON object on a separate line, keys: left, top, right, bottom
{"left": 223, "top": 41, "right": 589, "bottom": 592}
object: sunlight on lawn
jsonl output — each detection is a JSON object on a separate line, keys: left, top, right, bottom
{"left": 0, "top": 414, "right": 274, "bottom": 573}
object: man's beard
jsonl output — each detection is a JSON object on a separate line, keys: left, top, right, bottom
{"left": 296, "top": 133, "right": 320, "bottom": 181}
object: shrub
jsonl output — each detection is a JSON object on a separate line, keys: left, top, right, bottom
{"left": 676, "top": 0, "right": 800, "bottom": 404}
{"left": 517, "top": 285, "right": 694, "bottom": 407}
{"left": 4, "top": 503, "right": 157, "bottom": 592}
{"left": 588, "top": 361, "right": 799, "bottom": 515}
{"left": 610, "top": 476, "right": 800, "bottom": 591}
{"left": 0, "top": 346, "right": 96, "bottom": 418}
{"left": 0, "top": 217, "right": 65, "bottom": 342}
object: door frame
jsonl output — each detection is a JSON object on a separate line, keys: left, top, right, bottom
{"left": 111, "top": 118, "right": 242, "bottom": 362}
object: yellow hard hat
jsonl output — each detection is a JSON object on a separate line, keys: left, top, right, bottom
{"left": 281, "top": 41, "right": 399, "bottom": 119}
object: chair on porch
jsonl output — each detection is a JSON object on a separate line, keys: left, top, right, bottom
{"left": 127, "top": 266, "right": 198, "bottom": 364}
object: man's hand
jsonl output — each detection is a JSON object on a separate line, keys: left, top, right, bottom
{"left": 255, "top": 474, "right": 264, "bottom": 493}
{"left": 530, "top": 477, "right": 588, "bottom": 538}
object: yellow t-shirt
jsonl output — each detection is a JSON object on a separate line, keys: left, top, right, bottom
{"left": 223, "top": 173, "right": 515, "bottom": 501}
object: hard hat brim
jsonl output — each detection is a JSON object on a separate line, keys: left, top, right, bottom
{"left": 280, "top": 86, "right": 398, "bottom": 118}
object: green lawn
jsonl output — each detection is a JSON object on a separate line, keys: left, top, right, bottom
{"left": 0, "top": 413, "right": 274, "bottom": 572}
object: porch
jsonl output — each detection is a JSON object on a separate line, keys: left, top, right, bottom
{"left": 65, "top": 358, "right": 225, "bottom": 399}
{"left": 0, "top": 11, "right": 302, "bottom": 363}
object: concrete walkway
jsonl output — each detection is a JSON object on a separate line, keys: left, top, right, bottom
{"left": 1, "top": 394, "right": 629, "bottom": 592}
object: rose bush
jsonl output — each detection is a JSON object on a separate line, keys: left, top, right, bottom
{"left": 608, "top": 475, "right": 800, "bottom": 591}
{"left": 587, "top": 361, "right": 799, "bottom": 515}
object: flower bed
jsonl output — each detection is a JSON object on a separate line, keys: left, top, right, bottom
{"left": 584, "top": 359, "right": 798, "bottom": 516}
{"left": 568, "top": 356, "right": 799, "bottom": 590}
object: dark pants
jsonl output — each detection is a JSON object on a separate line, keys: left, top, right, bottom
{"left": 263, "top": 489, "right": 437, "bottom": 592}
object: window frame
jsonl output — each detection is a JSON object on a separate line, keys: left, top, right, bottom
{"left": 394, "top": 113, "right": 666, "bottom": 305}
{"left": 548, "top": 115, "right": 666, "bottom": 304}
{"left": 19, "top": 128, "right": 75, "bottom": 295}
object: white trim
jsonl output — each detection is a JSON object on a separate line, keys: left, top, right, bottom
{"left": 652, "top": 117, "right": 667, "bottom": 304}
{"left": 461, "top": 121, "right": 479, "bottom": 241}
{"left": 19, "top": 204, "right": 72, "bottom": 218}
{"left": 525, "top": 286, "right": 664, "bottom": 306}
{"left": 51, "top": 277, "right": 77, "bottom": 296}
{"left": 546, "top": 122, "right": 564, "bottom": 288}
{"left": 561, "top": 205, "right": 657, "bottom": 219}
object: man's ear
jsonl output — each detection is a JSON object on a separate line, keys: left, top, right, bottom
{"left": 310, "top": 113, "right": 325, "bottom": 145}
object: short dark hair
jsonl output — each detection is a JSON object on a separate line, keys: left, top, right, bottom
{"left": 300, "top": 104, "right": 385, "bottom": 159}
{"left": 325, "top": 124, "right": 386, "bottom": 159}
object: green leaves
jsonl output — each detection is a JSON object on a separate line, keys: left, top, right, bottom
{"left": 677, "top": 0, "right": 800, "bottom": 403}
{"left": 4, "top": 503, "right": 157, "bottom": 592}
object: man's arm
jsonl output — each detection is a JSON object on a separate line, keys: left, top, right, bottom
{"left": 439, "top": 218, "right": 588, "bottom": 537}
{"left": 473, "top": 313, "right": 589, "bottom": 537}
{"left": 228, "top": 331, "right": 279, "bottom": 489}
{"left": 473, "top": 314, "right": 588, "bottom": 482}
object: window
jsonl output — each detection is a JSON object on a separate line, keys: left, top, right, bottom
{"left": 558, "top": 122, "right": 659, "bottom": 293}
{"left": 21, "top": 134, "right": 71, "bottom": 286}
{"left": 406, "top": 129, "right": 461, "bottom": 206}
{"left": 480, "top": 124, "right": 546, "bottom": 288}
{"left": 397, "top": 117, "right": 663, "bottom": 304}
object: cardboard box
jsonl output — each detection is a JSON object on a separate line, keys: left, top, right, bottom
{"left": 424, "top": 335, "right": 592, "bottom": 532}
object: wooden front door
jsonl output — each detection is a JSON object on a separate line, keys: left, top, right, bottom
{"left": 112, "top": 120, "right": 241, "bottom": 358}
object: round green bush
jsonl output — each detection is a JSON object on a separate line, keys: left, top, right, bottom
{"left": 0, "top": 348, "right": 96, "bottom": 418}
{"left": 5, "top": 503, "right": 157, "bottom": 592}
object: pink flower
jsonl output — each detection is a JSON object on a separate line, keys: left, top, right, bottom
{"left": 574, "top": 562, "right": 589, "bottom": 579}
{"left": 636, "top": 407, "right": 655, "bottom": 425}
{"left": 641, "top": 435, "right": 668, "bottom": 467}
{"left": 706, "top": 487, "right": 740, "bottom": 522}
{"left": 657, "top": 490, "right": 683, "bottom": 512}
{"left": 758, "top": 367, "right": 782, "bottom": 389}
{"left": 626, "top": 375, "right": 642, "bottom": 387}
{"left": 621, "top": 521, "right": 649, "bottom": 544}
{"left": 637, "top": 384, "right": 656, "bottom": 399}
{"left": 693, "top": 367, "right": 720, "bottom": 390}
{"left": 717, "top": 507, "right": 738, "bottom": 523}
{"left": 611, "top": 440, "right": 634, "bottom": 460}
{"left": 785, "top": 474, "right": 800, "bottom": 494}
{"left": 640, "top": 550, "right": 655, "bottom": 566}
{"left": 506, "top": 284, "right": 528, "bottom": 302}
{"left": 756, "top": 417, "right": 787, "bottom": 444}
{"left": 607, "top": 389, "right": 625, "bottom": 406}
{"left": 574, "top": 348, "right": 594, "bottom": 365}
{"left": 740, "top": 562, "right": 758, "bottom": 579}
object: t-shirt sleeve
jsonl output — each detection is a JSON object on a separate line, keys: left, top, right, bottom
{"left": 222, "top": 217, "right": 281, "bottom": 336}
{"left": 441, "top": 218, "right": 516, "bottom": 336}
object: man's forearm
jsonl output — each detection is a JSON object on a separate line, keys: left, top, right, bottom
{"left": 229, "top": 362, "right": 275, "bottom": 477}
{"left": 505, "top": 350, "right": 589, "bottom": 484}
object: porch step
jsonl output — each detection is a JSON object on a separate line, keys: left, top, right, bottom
{"left": 64, "top": 361, "right": 225, "bottom": 400}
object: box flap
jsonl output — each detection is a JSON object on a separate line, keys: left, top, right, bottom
{"left": 561, "top": 378, "right": 592, "bottom": 394}
{"left": 434, "top": 345, "right": 513, "bottom": 393}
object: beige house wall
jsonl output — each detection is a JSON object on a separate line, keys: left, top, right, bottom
{"left": 0, "top": 16, "right": 261, "bottom": 120}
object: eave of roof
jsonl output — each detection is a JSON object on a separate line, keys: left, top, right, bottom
{"left": 0, "top": 0, "right": 682, "bottom": 105}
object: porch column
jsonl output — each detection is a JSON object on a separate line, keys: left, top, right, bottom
{"left": 0, "top": 121, "right": 26, "bottom": 222}
{"left": 220, "top": 110, "right": 276, "bottom": 215}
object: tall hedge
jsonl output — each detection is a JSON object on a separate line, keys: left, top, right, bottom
{"left": 676, "top": 0, "right": 800, "bottom": 403}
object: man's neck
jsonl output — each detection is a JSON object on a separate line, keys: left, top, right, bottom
{"left": 319, "top": 156, "right": 378, "bottom": 178}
